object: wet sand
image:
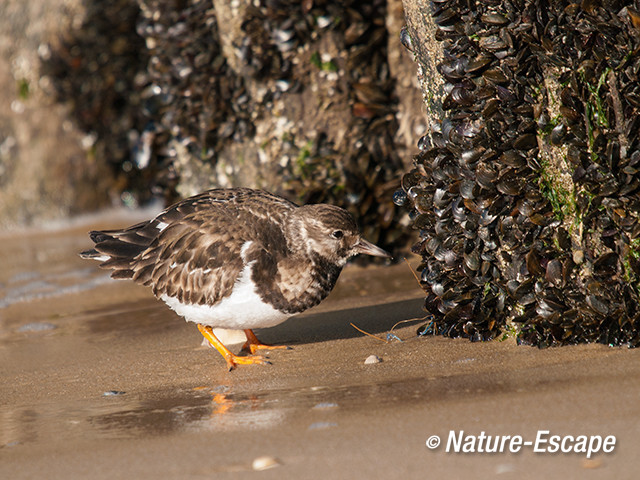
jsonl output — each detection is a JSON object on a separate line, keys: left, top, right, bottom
{"left": 1, "top": 221, "right": 639, "bottom": 479}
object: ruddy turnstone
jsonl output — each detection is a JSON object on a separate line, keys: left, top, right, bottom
{"left": 81, "top": 188, "right": 390, "bottom": 370}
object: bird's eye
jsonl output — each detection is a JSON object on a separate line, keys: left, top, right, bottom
{"left": 331, "top": 230, "right": 344, "bottom": 239}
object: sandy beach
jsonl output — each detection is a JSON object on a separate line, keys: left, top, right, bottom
{"left": 1, "top": 221, "right": 638, "bottom": 479}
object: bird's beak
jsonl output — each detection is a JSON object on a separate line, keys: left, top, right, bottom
{"left": 354, "top": 238, "right": 392, "bottom": 258}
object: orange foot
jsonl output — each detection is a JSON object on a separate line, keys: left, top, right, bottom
{"left": 197, "top": 324, "right": 271, "bottom": 371}
{"left": 242, "top": 329, "right": 292, "bottom": 354}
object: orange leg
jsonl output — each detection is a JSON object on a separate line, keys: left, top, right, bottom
{"left": 197, "top": 324, "right": 270, "bottom": 371}
{"left": 242, "top": 329, "right": 291, "bottom": 354}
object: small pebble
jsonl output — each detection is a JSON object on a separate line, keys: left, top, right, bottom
{"left": 495, "top": 463, "right": 516, "bottom": 474}
{"left": 582, "top": 458, "right": 603, "bottom": 469}
{"left": 308, "top": 421, "right": 338, "bottom": 430}
{"left": 312, "top": 402, "right": 338, "bottom": 410}
{"left": 455, "top": 357, "right": 476, "bottom": 364}
{"left": 17, "top": 322, "right": 57, "bottom": 333}
{"left": 102, "top": 390, "right": 126, "bottom": 397}
{"left": 252, "top": 455, "right": 280, "bottom": 471}
{"left": 364, "top": 354, "right": 382, "bottom": 364}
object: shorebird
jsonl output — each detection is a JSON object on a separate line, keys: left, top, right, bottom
{"left": 81, "top": 188, "right": 390, "bottom": 370}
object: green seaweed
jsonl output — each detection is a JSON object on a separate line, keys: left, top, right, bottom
{"left": 310, "top": 52, "right": 338, "bottom": 72}
{"left": 18, "top": 78, "right": 29, "bottom": 100}
{"left": 538, "top": 160, "right": 576, "bottom": 224}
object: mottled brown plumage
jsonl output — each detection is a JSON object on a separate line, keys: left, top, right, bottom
{"left": 81, "top": 187, "right": 390, "bottom": 369}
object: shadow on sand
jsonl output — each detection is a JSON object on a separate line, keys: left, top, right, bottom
{"left": 260, "top": 297, "right": 426, "bottom": 345}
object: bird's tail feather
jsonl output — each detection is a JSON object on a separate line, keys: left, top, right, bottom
{"left": 80, "top": 226, "right": 153, "bottom": 280}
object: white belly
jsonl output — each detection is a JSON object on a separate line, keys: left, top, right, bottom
{"left": 159, "top": 263, "right": 289, "bottom": 329}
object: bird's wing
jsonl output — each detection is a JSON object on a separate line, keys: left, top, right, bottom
{"left": 132, "top": 210, "right": 245, "bottom": 305}
{"left": 132, "top": 189, "right": 294, "bottom": 305}
{"left": 85, "top": 188, "right": 296, "bottom": 306}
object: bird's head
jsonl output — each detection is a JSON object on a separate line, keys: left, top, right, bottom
{"left": 287, "top": 204, "right": 391, "bottom": 266}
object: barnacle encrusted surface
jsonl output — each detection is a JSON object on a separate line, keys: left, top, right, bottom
{"left": 41, "top": 0, "right": 422, "bottom": 252}
{"left": 136, "top": 0, "right": 412, "bottom": 251}
{"left": 401, "top": 0, "right": 640, "bottom": 347}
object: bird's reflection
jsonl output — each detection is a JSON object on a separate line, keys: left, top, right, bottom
{"left": 90, "top": 386, "right": 286, "bottom": 437}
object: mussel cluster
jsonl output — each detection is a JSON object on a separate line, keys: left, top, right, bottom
{"left": 137, "top": 0, "right": 406, "bottom": 250}
{"left": 41, "top": 0, "right": 153, "bottom": 203}
{"left": 399, "top": 0, "right": 640, "bottom": 347}
{"left": 42, "top": 0, "right": 408, "bottom": 251}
